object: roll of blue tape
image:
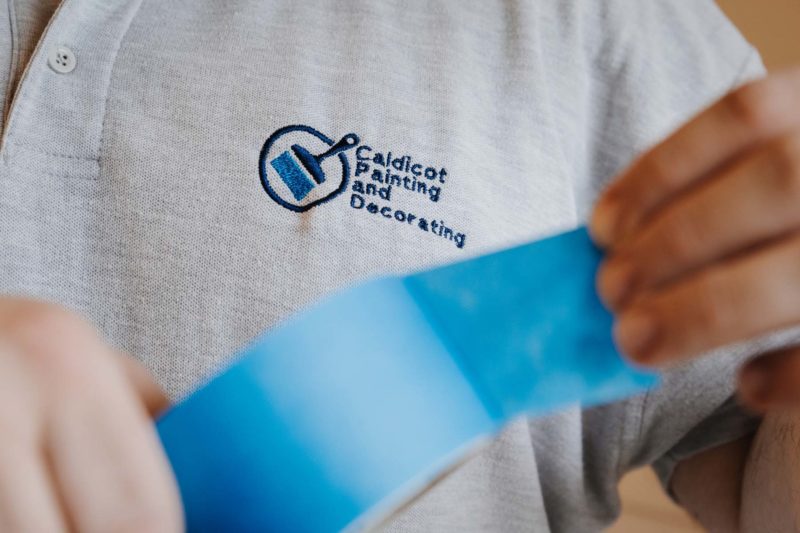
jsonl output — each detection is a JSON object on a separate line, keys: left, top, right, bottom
{"left": 156, "top": 227, "right": 658, "bottom": 532}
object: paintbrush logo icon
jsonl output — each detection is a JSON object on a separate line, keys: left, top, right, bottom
{"left": 258, "top": 123, "right": 466, "bottom": 249}
{"left": 259, "top": 125, "right": 359, "bottom": 212}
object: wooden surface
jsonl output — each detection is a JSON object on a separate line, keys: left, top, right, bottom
{"left": 609, "top": 4, "right": 797, "bottom": 531}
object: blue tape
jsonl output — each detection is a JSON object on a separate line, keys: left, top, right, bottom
{"left": 156, "top": 226, "right": 658, "bottom": 532}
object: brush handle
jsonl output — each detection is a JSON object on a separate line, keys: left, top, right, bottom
{"left": 316, "top": 133, "right": 359, "bottom": 162}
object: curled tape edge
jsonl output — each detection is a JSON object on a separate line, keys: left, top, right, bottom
{"left": 156, "top": 226, "right": 659, "bottom": 532}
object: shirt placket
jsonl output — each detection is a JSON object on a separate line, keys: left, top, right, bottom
{"left": 1, "top": 0, "right": 142, "bottom": 178}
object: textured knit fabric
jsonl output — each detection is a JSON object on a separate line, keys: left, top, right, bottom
{"left": 0, "top": 1, "right": 767, "bottom": 531}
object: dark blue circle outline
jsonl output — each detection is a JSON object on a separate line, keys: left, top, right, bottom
{"left": 259, "top": 124, "right": 351, "bottom": 213}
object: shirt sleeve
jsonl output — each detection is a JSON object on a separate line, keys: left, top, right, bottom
{"left": 571, "top": 0, "right": 770, "bottom": 494}
{"left": 567, "top": 0, "right": 766, "bottom": 220}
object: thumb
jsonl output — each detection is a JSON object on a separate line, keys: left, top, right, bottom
{"left": 117, "top": 353, "right": 171, "bottom": 417}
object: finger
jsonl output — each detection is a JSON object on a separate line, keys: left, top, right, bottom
{"left": 599, "top": 134, "right": 800, "bottom": 308}
{"left": 0, "top": 344, "right": 67, "bottom": 532}
{"left": 0, "top": 303, "right": 181, "bottom": 532}
{"left": 118, "top": 353, "right": 170, "bottom": 417}
{"left": 45, "top": 350, "right": 182, "bottom": 533}
{"left": 614, "top": 231, "right": 800, "bottom": 365}
{"left": 0, "top": 443, "right": 69, "bottom": 532}
{"left": 591, "top": 67, "right": 800, "bottom": 248}
{"left": 739, "top": 347, "right": 800, "bottom": 412}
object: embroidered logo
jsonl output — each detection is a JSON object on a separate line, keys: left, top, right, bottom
{"left": 259, "top": 124, "right": 467, "bottom": 249}
{"left": 259, "top": 125, "right": 359, "bottom": 212}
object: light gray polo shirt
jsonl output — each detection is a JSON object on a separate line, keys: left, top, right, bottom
{"left": 0, "top": 1, "right": 766, "bottom": 531}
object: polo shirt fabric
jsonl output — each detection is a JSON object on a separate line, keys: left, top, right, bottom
{"left": 0, "top": 1, "right": 765, "bottom": 530}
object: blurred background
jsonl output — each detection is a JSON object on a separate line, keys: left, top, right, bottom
{"left": 610, "top": 1, "right": 800, "bottom": 531}
{"left": 718, "top": 0, "right": 800, "bottom": 71}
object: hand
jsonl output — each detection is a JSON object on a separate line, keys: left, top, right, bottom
{"left": 590, "top": 67, "right": 800, "bottom": 413}
{"left": 0, "top": 297, "right": 182, "bottom": 532}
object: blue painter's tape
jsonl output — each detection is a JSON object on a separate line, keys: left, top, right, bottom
{"left": 406, "top": 226, "right": 655, "bottom": 420}
{"left": 271, "top": 150, "right": 314, "bottom": 201}
{"left": 156, "top": 226, "right": 659, "bottom": 532}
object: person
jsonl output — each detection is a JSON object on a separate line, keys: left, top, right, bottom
{"left": 0, "top": 0, "right": 797, "bottom": 531}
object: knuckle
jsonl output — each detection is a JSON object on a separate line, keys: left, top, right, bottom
{"left": 2, "top": 299, "right": 90, "bottom": 344}
{"left": 641, "top": 153, "right": 674, "bottom": 190}
{"left": 656, "top": 212, "right": 703, "bottom": 265}
{"left": 691, "top": 273, "right": 731, "bottom": 331}
{"left": 0, "top": 300, "right": 104, "bottom": 384}
{"left": 725, "top": 81, "right": 776, "bottom": 132}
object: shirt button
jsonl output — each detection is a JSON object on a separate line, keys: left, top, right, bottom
{"left": 47, "top": 46, "right": 76, "bottom": 74}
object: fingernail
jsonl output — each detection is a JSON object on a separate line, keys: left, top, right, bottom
{"left": 615, "top": 310, "right": 659, "bottom": 361}
{"left": 590, "top": 197, "right": 621, "bottom": 247}
{"left": 598, "top": 259, "right": 637, "bottom": 309}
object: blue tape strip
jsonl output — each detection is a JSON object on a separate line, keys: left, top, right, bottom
{"left": 406, "top": 227, "right": 655, "bottom": 420}
{"left": 156, "top": 226, "right": 658, "bottom": 532}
